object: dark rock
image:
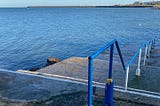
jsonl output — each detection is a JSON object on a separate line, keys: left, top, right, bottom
{"left": 46, "top": 57, "right": 61, "bottom": 66}
{"left": 30, "top": 67, "right": 41, "bottom": 71}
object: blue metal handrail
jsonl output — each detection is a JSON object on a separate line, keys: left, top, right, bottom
{"left": 88, "top": 39, "right": 125, "bottom": 106}
{"left": 124, "top": 39, "right": 155, "bottom": 90}
{"left": 126, "top": 40, "right": 153, "bottom": 68}
{"left": 88, "top": 38, "right": 155, "bottom": 106}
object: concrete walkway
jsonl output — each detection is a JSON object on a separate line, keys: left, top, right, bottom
{"left": 1, "top": 69, "right": 160, "bottom": 106}
{"left": 0, "top": 69, "right": 87, "bottom": 105}
{"left": 38, "top": 57, "right": 126, "bottom": 87}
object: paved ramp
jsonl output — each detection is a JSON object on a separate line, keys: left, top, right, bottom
{"left": 0, "top": 69, "right": 87, "bottom": 105}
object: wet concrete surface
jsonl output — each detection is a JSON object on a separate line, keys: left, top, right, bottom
{"left": 1, "top": 70, "right": 159, "bottom": 106}
{"left": 0, "top": 69, "right": 87, "bottom": 104}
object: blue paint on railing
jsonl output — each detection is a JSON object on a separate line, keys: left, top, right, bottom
{"left": 87, "top": 38, "right": 155, "bottom": 106}
{"left": 88, "top": 39, "right": 125, "bottom": 106}
{"left": 126, "top": 48, "right": 140, "bottom": 68}
{"left": 88, "top": 57, "right": 93, "bottom": 106}
{"left": 126, "top": 40, "right": 154, "bottom": 68}
{"left": 115, "top": 41, "right": 125, "bottom": 70}
{"left": 104, "top": 79, "right": 114, "bottom": 106}
{"left": 108, "top": 44, "right": 114, "bottom": 79}
{"left": 90, "top": 39, "right": 116, "bottom": 59}
{"left": 104, "top": 44, "right": 114, "bottom": 106}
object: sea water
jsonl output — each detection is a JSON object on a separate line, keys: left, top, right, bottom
{"left": 0, "top": 8, "right": 159, "bottom": 70}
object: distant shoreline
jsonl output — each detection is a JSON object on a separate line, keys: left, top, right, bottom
{"left": 27, "top": 5, "right": 153, "bottom": 8}
{"left": 0, "top": 5, "right": 159, "bottom": 9}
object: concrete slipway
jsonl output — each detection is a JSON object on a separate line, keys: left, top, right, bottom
{"left": 0, "top": 41, "right": 160, "bottom": 106}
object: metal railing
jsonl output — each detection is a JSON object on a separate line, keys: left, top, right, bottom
{"left": 88, "top": 39, "right": 125, "bottom": 106}
{"left": 125, "top": 39, "right": 155, "bottom": 90}
{"left": 88, "top": 38, "right": 155, "bottom": 106}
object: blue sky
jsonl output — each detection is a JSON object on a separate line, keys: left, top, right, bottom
{"left": 0, "top": 0, "right": 152, "bottom": 7}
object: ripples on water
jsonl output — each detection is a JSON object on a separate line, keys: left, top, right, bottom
{"left": 0, "top": 8, "right": 159, "bottom": 70}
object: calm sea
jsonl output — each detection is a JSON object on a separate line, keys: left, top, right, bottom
{"left": 0, "top": 8, "right": 159, "bottom": 71}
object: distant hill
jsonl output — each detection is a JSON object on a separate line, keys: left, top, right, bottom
{"left": 122, "top": 1, "right": 160, "bottom": 9}
{"left": 28, "top": 1, "right": 160, "bottom": 9}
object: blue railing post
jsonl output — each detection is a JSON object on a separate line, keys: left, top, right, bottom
{"left": 104, "top": 79, "right": 114, "bottom": 106}
{"left": 115, "top": 41, "right": 125, "bottom": 70}
{"left": 88, "top": 56, "right": 93, "bottom": 106}
{"left": 109, "top": 44, "right": 114, "bottom": 79}
{"left": 104, "top": 44, "right": 114, "bottom": 106}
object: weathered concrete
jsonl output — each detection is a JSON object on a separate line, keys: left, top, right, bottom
{"left": 0, "top": 69, "right": 87, "bottom": 105}
{"left": 37, "top": 56, "right": 160, "bottom": 93}
{"left": 38, "top": 57, "right": 127, "bottom": 87}
{"left": 1, "top": 69, "right": 160, "bottom": 106}
{"left": 33, "top": 55, "right": 159, "bottom": 106}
